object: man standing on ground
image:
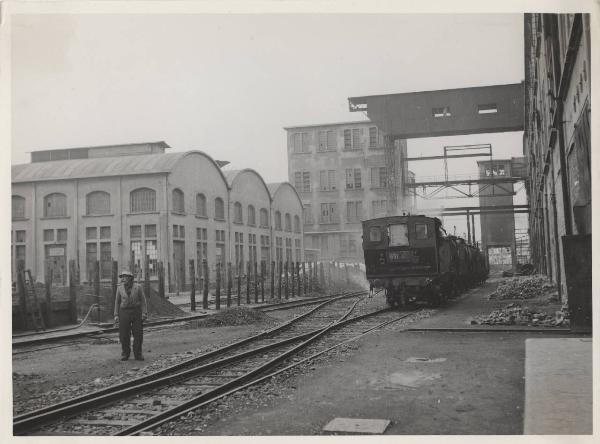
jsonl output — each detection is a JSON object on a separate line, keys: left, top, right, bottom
{"left": 114, "top": 270, "right": 148, "bottom": 361}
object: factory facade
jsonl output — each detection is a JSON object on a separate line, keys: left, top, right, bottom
{"left": 11, "top": 142, "right": 304, "bottom": 288}
{"left": 284, "top": 121, "right": 414, "bottom": 262}
{"left": 523, "top": 13, "right": 591, "bottom": 301}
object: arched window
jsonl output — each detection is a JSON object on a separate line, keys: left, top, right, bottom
{"left": 12, "top": 195, "right": 25, "bottom": 219}
{"left": 44, "top": 193, "right": 67, "bottom": 217}
{"left": 294, "top": 215, "right": 301, "bottom": 233}
{"left": 284, "top": 213, "right": 292, "bottom": 232}
{"left": 233, "top": 202, "right": 243, "bottom": 224}
{"left": 130, "top": 188, "right": 156, "bottom": 213}
{"left": 275, "top": 211, "right": 282, "bottom": 230}
{"left": 196, "top": 193, "right": 207, "bottom": 217}
{"left": 172, "top": 188, "right": 185, "bottom": 213}
{"left": 259, "top": 208, "right": 269, "bottom": 228}
{"left": 86, "top": 191, "right": 110, "bottom": 215}
{"left": 214, "top": 197, "right": 225, "bottom": 220}
{"left": 247, "top": 205, "right": 256, "bottom": 226}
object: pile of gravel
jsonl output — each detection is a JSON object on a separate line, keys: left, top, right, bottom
{"left": 472, "top": 303, "right": 569, "bottom": 327}
{"left": 192, "top": 307, "right": 276, "bottom": 328}
{"left": 489, "top": 275, "right": 557, "bottom": 300}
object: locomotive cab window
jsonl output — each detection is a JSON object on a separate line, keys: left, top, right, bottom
{"left": 369, "top": 227, "right": 382, "bottom": 242}
{"left": 388, "top": 223, "right": 409, "bottom": 246}
{"left": 415, "top": 223, "right": 429, "bottom": 240}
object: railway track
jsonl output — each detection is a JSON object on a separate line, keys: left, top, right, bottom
{"left": 14, "top": 290, "right": 400, "bottom": 435}
{"left": 12, "top": 290, "right": 366, "bottom": 350}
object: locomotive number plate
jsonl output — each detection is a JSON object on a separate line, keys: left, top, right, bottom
{"left": 388, "top": 250, "right": 416, "bottom": 262}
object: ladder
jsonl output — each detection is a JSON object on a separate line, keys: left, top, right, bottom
{"left": 24, "top": 270, "right": 46, "bottom": 331}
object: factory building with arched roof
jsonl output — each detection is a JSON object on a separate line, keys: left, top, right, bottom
{"left": 11, "top": 142, "right": 304, "bottom": 289}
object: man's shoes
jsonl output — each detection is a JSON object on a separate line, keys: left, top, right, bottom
{"left": 134, "top": 355, "right": 144, "bottom": 361}
{"left": 121, "top": 355, "right": 129, "bottom": 361}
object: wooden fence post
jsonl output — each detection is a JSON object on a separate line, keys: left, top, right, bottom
{"left": 189, "top": 259, "right": 196, "bottom": 311}
{"left": 277, "top": 261, "right": 282, "bottom": 300}
{"left": 111, "top": 260, "right": 118, "bottom": 317}
{"left": 167, "top": 261, "right": 172, "bottom": 294}
{"left": 290, "top": 261, "right": 295, "bottom": 299}
{"left": 237, "top": 262, "right": 242, "bottom": 306}
{"left": 284, "top": 261, "right": 289, "bottom": 299}
{"left": 158, "top": 261, "right": 165, "bottom": 298}
{"left": 17, "top": 260, "right": 28, "bottom": 329}
{"left": 246, "top": 262, "right": 251, "bottom": 304}
{"left": 202, "top": 259, "right": 209, "bottom": 309}
{"left": 270, "top": 261, "right": 275, "bottom": 300}
{"left": 319, "top": 262, "right": 325, "bottom": 291}
{"left": 254, "top": 261, "right": 259, "bottom": 304}
{"left": 260, "top": 261, "right": 265, "bottom": 303}
{"left": 94, "top": 260, "right": 101, "bottom": 323}
{"left": 68, "top": 259, "right": 78, "bottom": 323}
{"left": 215, "top": 263, "right": 221, "bottom": 310}
{"left": 44, "top": 265, "right": 53, "bottom": 328}
{"left": 227, "top": 262, "right": 232, "bottom": 308}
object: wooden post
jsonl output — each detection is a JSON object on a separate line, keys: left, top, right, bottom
{"left": 345, "top": 263, "right": 350, "bottom": 285}
{"left": 319, "top": 262, "right": 325, "bottom": 291}
{"left": 253, "top": 261, "right": 259, "bottom": 304}
{"left": 246, "top": 262, "right": 251, "bottom": 304}
{"left": 302, "top": 262, "right": 306, "bottom": 297}
{"left": 68, "top": 259, "right": 78, "bottom": 323}
{"left": 227, "top": 262, "right": 232, "bottom": 308}
{"left": 277, "top": 261, "right": 282, "bottom": 299}
{"left": 284, "top": 261, "right": 289, "bottom": 299}
{"left": 94, "top": 260, "right": 101, "bottom": 323}
{"left": 260, "top": 261, "right": 265, "bottom": 303}
{"left": 189, "top": 259, "right": 196, "bottom": 312}
{"left": 237, "top": 262, "right": 242, "bottom": 306}
{"left": 290, "top": 261, "right": 295, "bottom": 299}
{"left": 167, "top": 261, "right": 172, "bottom": 294}
{"left": 144, "top": 255, "right": 151, "bottom": 299}
{"left": 270, "top": 261, "right": 275, "bottom": 300}
{"left": 215, "top": 262, "right": 221, "bottom": 310}
{"left": 158, "top": 261, "right": 165, "bottom": 298}
{"left": 111, "top": 260, "right": 118, "bottom": 317}
{"left": 44, "top": 265, "right": 53, "bottom": 328}
{"left": 202, "top": 259, "right": 209, "bottom": 309}
{"left": 16, "top": 260, "right": 28, "bottom": 329}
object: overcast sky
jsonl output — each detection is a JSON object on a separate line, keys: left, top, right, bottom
{"left": 11, "top": 13, "right": 526, "bottom": 239}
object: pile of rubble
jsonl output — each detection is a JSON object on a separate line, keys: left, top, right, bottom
{"left": 489, "top": 275, "right": 557, "bottom": 300}
{"left": 192, "top": 307, "right": 275, "bottom": 327}
{"left": 472, "top": 303, "right": 569, "bottom": 327}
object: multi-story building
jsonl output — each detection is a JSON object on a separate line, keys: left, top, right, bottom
{"left": 11, "top": 142, "right": 304, "bottom": 289}
{"left": 523, "top": 13, "right": 591, "bottom": 301}
{"left": 284, "top": 121, "right": 414, "bottom": 262}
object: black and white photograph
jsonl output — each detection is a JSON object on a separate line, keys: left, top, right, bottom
{"left": 3, "top": 0, "right": 597, "bottom": 439}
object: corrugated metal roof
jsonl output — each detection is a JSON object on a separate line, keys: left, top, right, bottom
{"left": 13, "top": 151, "right": 188, "bottom": 183}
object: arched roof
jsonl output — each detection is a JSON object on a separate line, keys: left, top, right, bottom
{"left": 223, "top": 168, "right": 272, "bottom": 201}
{"left": 11, "top": 150, "right": 229, "bottom": 186}
{"left": 267, "top": 182, "right": 304, "bottom": 208}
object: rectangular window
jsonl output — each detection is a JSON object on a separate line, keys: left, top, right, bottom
{"left": 294, "top": 239, "right": 301, "bottom": 262}
{"left": 369, "top": 127, "right": 378, "bottom": 148}
{"left": 215, "top": 229, "right": 226, "bottom": 265}
{"left": 57, "top": 229, "right": 67, "bottom": 242}
{"left": 285, "top": 238, "right": 292, "bottom": 262}
{"left": 275, "top": 237, "right": 283, "bottom": 263}
{"left": 130, "top": 225, "right": 142, "bottom": 239}
{"left": 145, "top": 240, "right": 158, "bottom": 277}
{"left": 372, "top": 200, "right": 388, "bottom": 217}
{"left": 371, "top": 167, "right": 388, "bottom": 188}
{"left": 130, "top": 240, "right": 142, "bottom": 273}
{"left": 320, "top": 203, "right": 338, "bottom": 224}
{"left": 477, "top": 104, "right": 498, "bottom": 114}
{"left": 294, "top": 171, "right": 311, "bottom": 192}
{"left": 100, "top": 242, "right": 112, "bottom": 279}
{"left": 351, "top": 128, "right": 360, "bottom": 149}
{"left": 389, "top": 223, "right": 409, "bottom": 247}
{"left": 100, "top": 226, "right": 111, "bottom": 239}
{"left": 145, "top": 224, "right": 157, "bottom": 238}
{"left": 345, "top": 168, "right": 362, "bottom": 189}
{"left": 86, "top": 242, "right": 98, "bottom": 280}
{"left": 344, "top": 129, "right": 352, "bottom": 149}
{"left": 415, "top": 223, "right": 429, "bottom": 240}
{"left": 432, "top": 107, "right": 451, "bottom": 117}
{"left": 320, "top": 170, "right": 337, "bottom": 191}
{"left": 346, "top": 201, "right": 363, "bottom": 223}
{"left": 15, "top": 230, "right": 26, "bottom": 243}
{"left": 43, "top": 229, "right": 54, "bottom": 242}
{"left": 318, "top": 131, "right": 327, "bottom": 151}
{"left": 326, "top": 131, "right": 336, "bottom": 150}
{"left": 303, "top": 204, "right": 313, "bottom": 224}
{"left": 86, "top": 227, "right": 97, "bottom": 240}
{"left": 293, "top": 132, "right": 309, "bottom": 153}
{"left": 179, "top": 225, "right": 185, "bottom": 238}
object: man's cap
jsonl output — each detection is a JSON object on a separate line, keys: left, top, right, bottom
{"left": 119, "top": 270, "right": 134, "bottom": 278}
